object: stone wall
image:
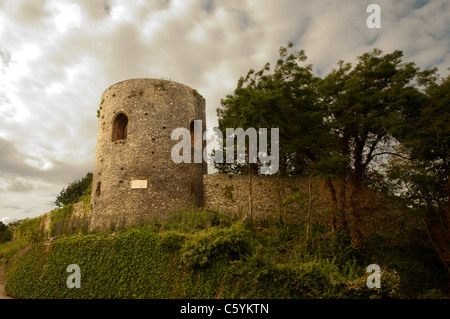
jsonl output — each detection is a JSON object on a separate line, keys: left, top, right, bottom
{"left": 203, "top": 174, "right": 333, "bottom": 224}
{"left": 203, "top": 173, "right": 413, "bottom": 238}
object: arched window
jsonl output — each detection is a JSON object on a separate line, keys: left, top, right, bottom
{"left": 112, "top": 113, "right": 128, "bottom": 142}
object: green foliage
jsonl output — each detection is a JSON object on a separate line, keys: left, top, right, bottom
{"left": 317, "top": 48, "right": 436, "bottom": 185}
{"left": 0, "top": 221, "right": 12, "bottom": 243}
{"left": 97, "top": 98, "right": 104, "bottom": 118}
{"left": 227, "top": 257, "right": 345, "bottom": 298}
{"left": 216, "top": 45, "right": 436, "bottom": 183}
{"left": 2, "top": 213, "right": 447, "bottom": 299}
{"left": 217, "top": 44, "right": 447, "bottom": 253}
{"left": 312, "top": 154, "right": 350, "bottom": 180}
{"left": 180, "top": 223, "right": 252, "bottom": 267}
{"left": 50, "top": 204, "right": 73, "bottom": 237}
{"left": 363, "top": 232, "right": 450, "bottom": 297}
{"left": 161, "top": 208, "right": 234, "bottom": 233}
{"left": 55, "top": 172, "right": 92, "bottom": 207}
{"left": 157, "top": 231, "right": 186, "bottom": 250}
{"left": 385, "top": 74, "right": 450, "bottom": 273}
{"left": 192, "top": 89, "right": 203, "bottom": 99}
{"left": 4, "top": 225, "right": 233, "bottom": 299}
{"left": 216, "top": 42, "right": 323, "bottom": 175}
{"left": 8, "top": 217, "right": 44, "bottom": 243}
{"left": 223, "top": 185, "right": 234, "bottom": 200}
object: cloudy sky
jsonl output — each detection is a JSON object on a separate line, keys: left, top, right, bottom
{"left": 0, "top": 0, "right": 449, "bottom": 223}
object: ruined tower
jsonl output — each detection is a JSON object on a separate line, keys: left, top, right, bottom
{"left": 89, "top": 78, "right": 206, "bottom": 231}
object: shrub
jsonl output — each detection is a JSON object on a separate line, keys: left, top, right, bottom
{"left": 55, "top": 172, "right": 92, "bottom": 207}
{"left": 0, "top": 222, "right": 12, "bottom": 243}
{"left": 180, "top": 222, "right": 252, "bottom": 267}
{"left": 161, "top": 208, "right": 234, "bottom": 233}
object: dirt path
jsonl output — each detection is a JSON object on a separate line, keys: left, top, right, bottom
{"left": 0, "top": 281, "right": 14, "bottom": 299}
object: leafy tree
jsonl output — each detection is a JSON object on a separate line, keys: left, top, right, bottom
{"left": 315, "top": 48, "right": 436, "bottom": 246}
{"left": 0, "top": 221, "right": 12, "bottom": 243}
{"left": 387, "top": 74, "right": 449, "bottom": 273}
{"left": 216, "top": 43, "right": 324, "bottom": 175}
{"left": 217, "top": 45, "right": 438, "bottom": 248}
{"left": 55, "top": 172, "right": 93, "bottom": 207}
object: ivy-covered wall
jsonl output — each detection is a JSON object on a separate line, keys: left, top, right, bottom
{"left": 5, "top": 225, "right": 243, "bottom": 299}
{"left": 5, "top": 221, "right": 399, "bottom": 299}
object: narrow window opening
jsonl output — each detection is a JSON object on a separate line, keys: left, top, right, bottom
{"left": 190, "top": 120, "right": 195, "bottom": 147}
{"left": 95, "top": 182, "right": 101, "bottom": 196}
{"left": 112, "top": 113, "right": 128, "bottom": 142}
{"left": 190, "top": 182, "right": 194, "bottom": 194}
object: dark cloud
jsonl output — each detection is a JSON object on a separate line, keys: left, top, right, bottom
{"left": 0, "top": 138, "right": 38, "bottom": 178}
{"left": 0, "top": 138, "right": 93, "bottom": 184}
{"left": 7, "top": 179, "right": 35, "bottom": 193}
{"left": 9, "top": 0, "right": 50, "bottom": 26}
{"left": 76, "top": 0, "right": 112, "bottom": 21}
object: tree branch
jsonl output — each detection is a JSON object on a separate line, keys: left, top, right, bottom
{"left": 363, "top": 134, "right": 384, "bottom": 167}
{"left": 369, "top": 151, "right": 410, "bottom": 161}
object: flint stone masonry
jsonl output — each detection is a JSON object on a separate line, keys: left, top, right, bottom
{"left": 89, "top": 78, "right": 206, "bottom": 231}
{"left": 203, "top": 174, "right": 413, "bottom": 237}
{"left": 203, "top": 174, "right": 331, "bottom": 223}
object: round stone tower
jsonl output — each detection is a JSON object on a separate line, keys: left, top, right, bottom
{"left": 89, "top": 78, "right": 206, "bottom": 231}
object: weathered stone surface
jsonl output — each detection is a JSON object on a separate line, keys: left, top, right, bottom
{"left": 89, "top": 78, "right": 206, "bottom": 231}
{"left": 203, "top": 174, "right": 331, "bottom": 222}
{"left": 72, "top": 202, "right": 84, "bottom": 219}
{"left": 203, "top": 174, "right": 413, "bottom": 238}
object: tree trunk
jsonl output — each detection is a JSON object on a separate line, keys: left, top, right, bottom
{"left": 349, "top": 181, "right": 364, "bottom": 248}
{"left": 425, "top": 202, "right": 450, "bottom": 275}
{"left": 338, "top": 175, "right": 349, "bottom": 233}
{"left": 248, "top": 161, "right": 253, "bottom": 227}
{"left": 326, "top": 174, "right": 349, "bottom": 234}
{"left": 326, "top": 179, "right": 338, "bottom": 233}
{"left": 306, "top": 174, "right": 312, "bottom": 243}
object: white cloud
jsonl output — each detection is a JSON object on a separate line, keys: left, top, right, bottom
{"left": 52, "top": 3, "right": 81, "bottom": 32}
{"left": 1, "top": 217, "right": 10, "bottom": 224}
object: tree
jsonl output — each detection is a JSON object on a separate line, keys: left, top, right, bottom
{"left": 216, "top": 45, "right": 439, "bottom": 248}
{"left": 387, "top": 74, "right": 449, "bottom": 273}
{"left": 216, "top": 43, "right": 324, "bottom": 176}
{"left": 315, "top": 48, "right": 435, "bottom": 246}
{"left": 55, "top": 172, "right": 93, "bottom": 207}
{"left": 0, "top": 221, "right": 12, "bottom": 243}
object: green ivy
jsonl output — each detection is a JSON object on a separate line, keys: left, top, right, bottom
{"left": 3, "top": 218, "right": 435, "bottom": 299}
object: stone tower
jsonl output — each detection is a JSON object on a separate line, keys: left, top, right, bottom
{"left": 89, "top": 78, "right": 206, "bottom": 231}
